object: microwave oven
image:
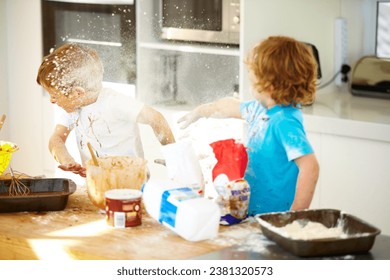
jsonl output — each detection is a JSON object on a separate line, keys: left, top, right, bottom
{"left": 160, "top": 0, "right": 240, "bottom": 45}
{"left": 41, "top": 0, "right": 136, "bottom": 84}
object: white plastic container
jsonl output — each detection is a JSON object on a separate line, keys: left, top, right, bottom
{"left": 160, "top": 141, "right": 204, "bottom": 195}
{"left": 142, "top": 179, "right": 220, "bottom": 242}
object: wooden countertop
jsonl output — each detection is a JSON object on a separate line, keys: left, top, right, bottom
{"left": 0, "top": 185, "right": 260, "bottom": 260}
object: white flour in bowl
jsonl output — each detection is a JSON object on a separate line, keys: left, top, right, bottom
{"left": 278, "top": 220, "right": 347, "bottom": 240}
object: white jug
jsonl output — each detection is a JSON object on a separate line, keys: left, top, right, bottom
{"left": 142, "top": 179, "right": 220, "bottom": 242}
{"left": 160, "top": 141, "right": 204, "bottom": 195}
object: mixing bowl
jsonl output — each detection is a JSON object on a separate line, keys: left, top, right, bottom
{"left": 86, "top": 156, "right": 147, "bottom": 210}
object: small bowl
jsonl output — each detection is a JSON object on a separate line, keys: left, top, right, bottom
{"left": 105, "top": 188, "right": 143, "bottom": 228}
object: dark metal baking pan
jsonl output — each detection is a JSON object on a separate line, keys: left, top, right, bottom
{"left": 256, "top": 209, "right": 381, "bottom": 257}
{"left": 0, "top": 178, "right": 76, "bottom": 212}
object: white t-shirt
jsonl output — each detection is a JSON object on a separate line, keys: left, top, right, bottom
{"left": 57, "top": 87, "right": 145, "bottom": 166}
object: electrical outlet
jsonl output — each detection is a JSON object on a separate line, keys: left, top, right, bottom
{"left": 334, "top": 17, "right": 348, "bottom": 86}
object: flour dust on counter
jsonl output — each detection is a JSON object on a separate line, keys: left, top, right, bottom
{"left": 206, "top": 217, "right": 273, "bottom": 253}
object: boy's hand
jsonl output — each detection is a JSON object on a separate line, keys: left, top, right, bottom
{"left": 177, "top": 111, "right": 201, "bottom": 129}
{"left": 178, "top": 98, "right": 241, "bottom": 129}
{"left": 137, "top": 105, "right": 176, "bottom": 145}
{"left": 58, "top": 163, "right": 86, "bottom": 177}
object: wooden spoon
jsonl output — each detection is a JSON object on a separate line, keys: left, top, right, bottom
{"left": 0, "top": 114, "right": 6, "bottom": 131}
{"left": 87, "top": 142, "right": 99, "bottom": 166}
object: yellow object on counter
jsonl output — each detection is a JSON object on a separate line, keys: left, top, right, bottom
{"left": 0, "top": 141, "right": 19, "bottom": 175}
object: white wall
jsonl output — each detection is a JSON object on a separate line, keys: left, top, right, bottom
{"left": 240, "top": 0, "right": 338, "bottom": 99}
{"left": 0, "top": 1, "right": 9, "bottom": 138}
{"left": 240, "top": 0, "right": 372, "bottom": 100}
{"left": 3, "top": 0, "right": 44, "bottom": 175}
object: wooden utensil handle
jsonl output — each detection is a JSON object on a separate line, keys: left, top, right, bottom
{"left": 0, "top": 114, "right": 6, "bottom": 131}
{"left": 87, "top": 142, "right": 99, "bottom": 166}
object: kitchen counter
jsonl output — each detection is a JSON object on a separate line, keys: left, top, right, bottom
{"left": 0, "top": 185, "right": 260, "bottom": 260}
{"left": 302, "top": 87, "right": 390, "bottom": 142}
{"left": 1, "top": 185, "right": 389, "bottom": 260}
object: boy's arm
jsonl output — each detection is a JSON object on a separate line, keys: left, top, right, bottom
{"left": 136, "top": 105, "right": 175, "bottom": 145}
{"left": 291, "top": 153, "right": 320, "bottom": 211}
{"left": 49, "top": 124, "right": 86, "bottom": 177}
{"left": 177, "top": 97, "right": 242, "bottom": 129}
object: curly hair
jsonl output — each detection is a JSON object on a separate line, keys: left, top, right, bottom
{"left": 36, "top": 43, "right": 103, "bottom": 96}
{"left": 245, "top": 36, "right": 317, "bottom": 106}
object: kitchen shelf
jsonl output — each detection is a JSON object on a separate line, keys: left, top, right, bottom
{"left": 139, "top": 42, "right": 240, "bottom": 57}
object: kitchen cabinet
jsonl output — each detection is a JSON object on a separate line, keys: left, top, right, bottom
{"left": 303, "top": 89, "right": 390, "bottom": 235}
{"left": 307, "top": 132, "right": 390, "bottom": 235}
{"left": 307, "top": 131, "right": 390, "bottom": 224}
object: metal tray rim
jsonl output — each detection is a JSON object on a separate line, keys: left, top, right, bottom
{"left": 255, "top": 209, "right": 381, "bottom": 257}
{"left": 0, "top": 178, "right": 77, "bottom": 212}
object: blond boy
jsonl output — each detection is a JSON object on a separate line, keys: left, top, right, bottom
{"left": 37, "top": 44, "right": 175, "bottom": 177}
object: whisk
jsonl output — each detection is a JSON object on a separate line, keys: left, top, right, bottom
{"left": 8, "top": 165, "right": 30, "bottom": 196}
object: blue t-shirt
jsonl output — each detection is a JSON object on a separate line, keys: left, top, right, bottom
{"left": 240, "top": 100, "right": 314, "bottom": 215}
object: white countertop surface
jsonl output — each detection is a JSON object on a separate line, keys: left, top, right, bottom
{"left": 302, "top": 85, "right": 390, "bottom": 142}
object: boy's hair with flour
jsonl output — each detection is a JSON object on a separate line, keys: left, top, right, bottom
{"left": 36, "top": 44, "right": 104, "bottom": 96}
{"left": 245, "top": 36, "right": 317, "bottom": 107}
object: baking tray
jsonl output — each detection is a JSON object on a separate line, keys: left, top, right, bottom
{"left": 256, "top": 209, "right": 381, "bottom": 257}
{"left": 0, "top": 178, "right": 76, "bottom": 212}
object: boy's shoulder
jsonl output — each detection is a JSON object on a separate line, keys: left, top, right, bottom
{"left": 100, "top": 87, "right": 122, "bottom": 97}
{"left": 99, "top": 87, "right": 144, "bottom": 109}
{"left": 99, "top": 87, "right": 134, "bottom": 102}
{"left": 271, "top": 105, "right": 304, "bottom": 128}
{"left": 240, "top": 99, "right": 263, "bottom": 112}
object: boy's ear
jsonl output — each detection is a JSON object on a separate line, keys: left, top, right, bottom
{"left": 69, "top": 86, "right": 86, "bottom": 98}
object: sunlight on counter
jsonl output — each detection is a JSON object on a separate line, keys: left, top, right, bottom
{"left": 46, "top": 219, "right": 108, "bottom": 238}
{"left": 28, "top": 220, "right": 109, "bottom": 260}
{"left": 28, "top": 239, "right": 75, "bottom": 260}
